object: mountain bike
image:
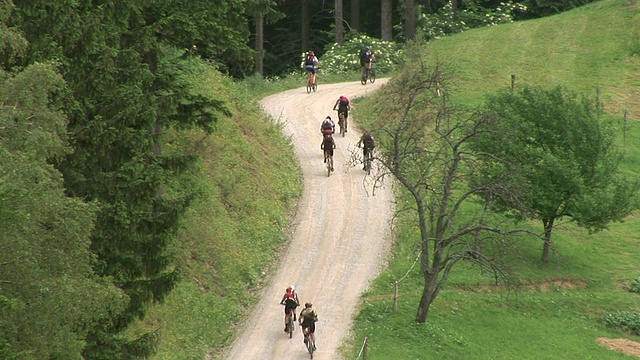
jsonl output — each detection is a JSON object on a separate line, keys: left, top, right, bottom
{"left": 361, "top": 64, "right": 376, "bottom": 85}
{"left": 303, "top": 330, "right": 316, "bottom": 359}
{"left": 337, "top": 111, "right": 347, "bottom": 137}
{"left": 324, "top": 150, "right": 334, "bottom": 177}
{"left": 286, "top": 308, "right": 295, "bottom": 338}
{"left": 363, "top": 148, "right": 373, "bottom": 175}
{"left": 306, "top": 72, "right": 317, "bottom": 93}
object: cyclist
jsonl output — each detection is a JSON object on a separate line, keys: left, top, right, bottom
{"left": 304, "top": 50, "right": 319, "bottom": 86}
{"left": 359, "top": 46, "right": 375, "bottom": 71}
{"left": 299, "top": 302, "right": 318, "bottom": 350}
{"left": 280, "top": 285, "right": 300, "bottom": 332}
{"left": 332, "top": 96, "right": 350, "bottom": 134}
{"left": 320, "top": 116, "right": 335, "bottom": 136}
{"left": 357, "top": 131, "right": 376, "bottom": 170}
{"left": 321, "top": 133, "right": 336, "bottom": 171}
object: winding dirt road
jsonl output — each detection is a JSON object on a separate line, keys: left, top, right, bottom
{"left": 221, "top": 80, "right": 394, "bottom": 360}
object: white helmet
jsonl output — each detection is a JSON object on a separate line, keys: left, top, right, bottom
{"left": 289, "top": 285, "right": 296, "bottom": 291}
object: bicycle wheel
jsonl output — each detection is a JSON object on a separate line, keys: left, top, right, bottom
{"left": 338, "top": 113, "right": 345, "bottom": 136}
{"left": 287, "top": 315, "right": 294, "bottom": 338}
{"left": 305, "top": 334, "right": 315, "bottom": 359}
{"left": 306, "top": 83, "right": 311, "bottom": 93}
{"left": 313, "top": 83, "right": 317, "bottom": 92}
{"left": 360, "top": 70, "right": 367, "bottom": 85}
{"left": 370, "top": 69, "right": 376, "bottom": 83}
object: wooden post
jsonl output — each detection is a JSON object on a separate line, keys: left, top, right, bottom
{"left": 511, "top": 74, "right": 516, "bottom": 91}
{"left": 623, "top": 109, "right": 628, "bottom": 154}
{"left": 393, "top": 280, "right": 398, "bottom": 314}
{"left": 435, "top": 71, "right": 441, "bottom": 97}
{"left": 363, "top": 336, "right": 369, "bottom": 360}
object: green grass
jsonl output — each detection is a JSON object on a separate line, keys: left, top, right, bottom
{"left": 345, "top": 0, "right": 640, "bottom": 359}
{"left": 129, "top": 1, "right": 640, "bottom": 358}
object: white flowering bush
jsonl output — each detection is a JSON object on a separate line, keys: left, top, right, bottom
{"left": 317, "top": 34, "right": 404, "bottom": 75}
{"left": 419, "top": 1, "right": 527, "bottom": 40}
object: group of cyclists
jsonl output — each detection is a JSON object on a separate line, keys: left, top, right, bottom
{"left": 304, "top": 46, "right": 375, "bottom": 88}
{"left": 320, "top": 95, "right": 376, "bottom": 173}
{"left": 280, "top": 47, "right": 377, "bottom": 354}
{"left": 280, "top": 285, "right": 317, "bottom": 349}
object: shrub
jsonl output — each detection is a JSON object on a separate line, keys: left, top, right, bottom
{"left": 604, "top": 311, "right": 640, "bottom": 335}
{"left": 316, "top": 34, "right": 404, "bottom": 75}
{"left": 628, "top": 277, "right": 640, "bottom": 294}
{"left": 418, "top": 1, "right": 528, "bottom": 40}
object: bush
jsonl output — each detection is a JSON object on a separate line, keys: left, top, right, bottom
{"left": 418, "top": 1, "right": 528, "bottom": 40}
{"left": 628, "top": 277, "right": 640, "bottom": 294}
{"left": 604, "top": 311, "right": 640, "bottom": 335}
{"left": 315, "top": 34, "right": 404, "bottom": 75}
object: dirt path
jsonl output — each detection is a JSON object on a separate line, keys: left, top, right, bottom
{"left": 220, "top": 80, "right": 393, "bottom": 360}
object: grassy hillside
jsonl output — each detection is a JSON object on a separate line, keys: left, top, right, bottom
{"left": 347, "top": 0, "right": 640, "bottom": 359}
{"left": 126, "top": 63, "right": 302, "bottom": 359}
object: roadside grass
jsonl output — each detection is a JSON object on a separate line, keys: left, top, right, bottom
{"left": 126, "top": 60, "right": 303, "bottom": 359}
{"left": 345, "top": 0, "right": 640, "bottom": 358}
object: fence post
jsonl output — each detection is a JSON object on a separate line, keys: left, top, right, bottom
{"left": 393, "top": 280, "right": 398, "bottom": 314}
{"left": 363, "top": 336, "right": 369, "bottom": 360}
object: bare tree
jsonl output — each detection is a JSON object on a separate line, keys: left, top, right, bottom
{"left": 354, "top": 60, "right": 531, "bottom": 323}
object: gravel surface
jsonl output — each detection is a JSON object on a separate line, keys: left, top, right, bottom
{"left": 221, "top": 79, "right": 394, "bottom": 360}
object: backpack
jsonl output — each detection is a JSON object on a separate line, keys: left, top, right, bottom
{"left": 321, "top": 120, "right": 334, "bottom": 135}
{"left": 363, "top": 135, "right": 375, "bottom": 148}
{"left": 284, "top": 289, "right": 295, "bottom": 300}
{"left": 338, "top": 96, "right": 349, "bottom": 110}
{"left": 305, "top": 56, "right": 316, "bottom": 66}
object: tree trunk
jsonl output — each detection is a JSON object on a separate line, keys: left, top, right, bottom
{"left": 451, "top": 0, "right": 458, "bottom": 22}
{"left": 405, "top": 0, "right": 416, "bottom": 40}
{"left": 301, "top": 0, "right": 310, "bottom": 53}
{"left": 351, "top": 0, "right": 361, "bottom": 32}
{"left": 255, "top": 15, "right": 264, "bottom": 75}
{"left": 335, "top": 0, "right": 344, "bottom": 44}
{"left": 381, "top": 0, "right": 392, "bottom": 41}
{"left": 416, "top": 270, "right": 439, "bottom": 323}
{"left": 541, "top": 218, "right": 554, "bottom": 263}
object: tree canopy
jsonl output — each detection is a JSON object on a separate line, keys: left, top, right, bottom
{"left": 471, "top": 85, "right": 639, "bottom": 263}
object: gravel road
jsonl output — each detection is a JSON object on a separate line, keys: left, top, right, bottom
{"left": 221, "top": 79, "right": 394, "bottom": 360}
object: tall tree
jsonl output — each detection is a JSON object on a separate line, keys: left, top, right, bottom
{"left": 0, "top": 4, "right": 123, "bottom": 357}
{"left": 249, "top": 1, "right": 284, "bottom": 75}
{"left": 381, "top": 0, "right": 393, "bottom": 40}
{"left": 471, "top": 85, "right": 639, "bottom": 263}
{"left": 255, "top": 15, "right": 265, "bottom": 74}
{"left": 335, "top": 0, "right": 344, "bottom": 44}
{"left": 351, "top": 0, "right": 361, "bottom": 31}
{"left": 0, "top": 60, "right": 124, "bottom": 360}
{"left": 405, "top": 0, "right": 416, "bottom": 40}
{"left": 11, "top": 1, "right": 231, "bottom": 357}
{"left": 301, "top": 0, "right": 311, "bottom": 52}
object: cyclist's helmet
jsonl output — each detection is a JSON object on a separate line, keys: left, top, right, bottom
{"left": 364, "top": 46, "right": 370, "bottom": 50}
{"left": 305, "top": 302, "right": 312, "bottom": 308}
{"left": 288, "top": 285, "right": 295, "bottom": 291}
{"left": 325, "top": 116, "right": 332, "bottom": 121}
